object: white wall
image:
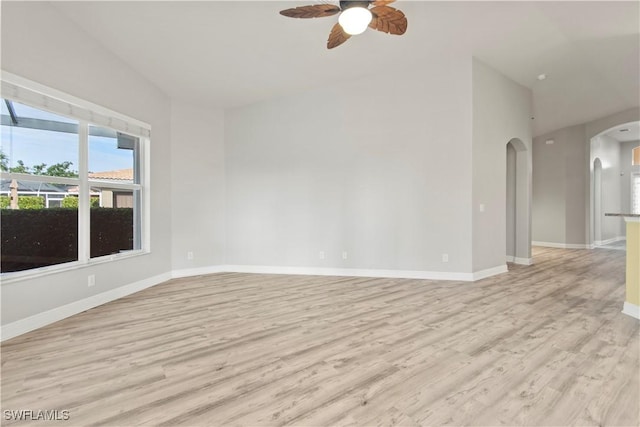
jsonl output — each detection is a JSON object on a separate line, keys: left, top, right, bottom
{"left": 532, "top": 124, "right": 586, "bottom": 245}
{"left": 1, "top": 2, "right": 173, "bottom": 325}
{"left": 471, "top": 59, "right": 533, "bottom": 269}
{"left": 225, "top": 57, "right": 474, "bottom": 274}
{"left": 532, "top": 133, "right": 566, "bottom": 244}
{"left": 170, "top": 102, "right": 225, "bottom": 271}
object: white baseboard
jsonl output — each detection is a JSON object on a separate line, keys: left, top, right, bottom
{"left": 172, "top": 265, "right": 227, "bottom": 279}
{"left": 532, "top": 241, "right": 589, "bottom": 249}
{"left": 223, "top": 264, "right": 484, "bottom": 282}
{"left": 594, "top": 236, "right": 626, "bottom": 246}
{"left": 1, "top": 272, "right": 171, "bottom": 342}
{"left": 622, "top": 302, "right": 640, "bottom": 320}
{"left": 506, "top": 256, "right": 533, "bottom": 265}
{"left": 472, "top": 265, "right": 509, "bottom": 280}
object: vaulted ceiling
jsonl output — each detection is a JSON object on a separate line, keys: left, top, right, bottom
{"left": 52, "top": 1, "right": 639, "bottom": 137}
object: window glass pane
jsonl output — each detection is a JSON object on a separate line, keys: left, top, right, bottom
{"left": 88, "top": 125, "right": 139, "bottom": 184}
{"left": 1, "top": 180, "right": 78, "bottom": 272}
{"left": 1, "top": 99, "right": 79, "bottom": 177}
{"left": 8, "top": 102, "right": 77, "bottom": 124}
{"left": 90, "top": 188, "right": 140, "bottom": 258}
{"left": 632, "top": 174, "right": 640, "bottom": 215}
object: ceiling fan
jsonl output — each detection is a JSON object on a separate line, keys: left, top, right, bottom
{"left": 279, "top": 0, "right": 408, "bottom": 49}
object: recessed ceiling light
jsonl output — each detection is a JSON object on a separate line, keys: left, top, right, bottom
{"left": 537, "top": 74, "right": 547, "bottom": 81}
{"left": 619, "top": 128, "right": 630, "bottom": 132}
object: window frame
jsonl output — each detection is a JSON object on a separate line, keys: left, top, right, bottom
{"left": 1, "top": 72, "right": 151, "bottom": 283}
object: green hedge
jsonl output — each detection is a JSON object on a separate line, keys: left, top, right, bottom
{"left": 61, "top": 197, "right": 78, "bottom": 208}
{"left": 0, "top": 196, "right": 99, "bottom": 209}
{"left": 1, "top": 208, "right": 133, "bottom": 273}
{"left": 0, "top": 195, "right": 45, "bottom": 209}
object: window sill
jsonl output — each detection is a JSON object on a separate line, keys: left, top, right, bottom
{"left": 0, "top": 250, "right": 150, "bottom": 285}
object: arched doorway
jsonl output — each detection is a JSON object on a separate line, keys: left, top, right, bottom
{"left": 593, "top": 157, "right": 603, "bottom": 245}
{"left": 506, "top": 138, "right": 531, "bottom": 264}
{"left": 506, "top": 142, "right": 517, "bottom": 259}
{"left": 588, "top": 121, "right": 636, "bottom": 247}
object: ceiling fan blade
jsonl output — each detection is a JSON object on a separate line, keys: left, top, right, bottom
{"left": 369, "top": 6, "right": 407, "bottom": 35}
{"left": 370, "top": 0, "right": 396, "bottom": 5}
{"left": 327, "top": 23, "right": 351, "bottom": 49}
{"left": 280, "top": 4, "right": 341, "bottom": 18}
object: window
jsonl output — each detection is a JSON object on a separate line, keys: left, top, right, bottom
{"left": 88, "top": 125, "right": 142, "bottom": 259}
{"left": 633, "top": 146, "right": 640, "bottom": 166}
{"left": 632, "top": 173, "right": 640, "bottom": 215}
{"left": 1, "top": 73, "right": 150, "bottom": 277}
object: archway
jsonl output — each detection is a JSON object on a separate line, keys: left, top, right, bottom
{"left": 593, "top": 158, "right": 603, "bottom": 245}
{"left": 506, "top": 142, "right": 517, "bottom": 259}
{"left": 506, "top": 138, "right": 531, "bottom": 264}
{"left": 588, "top": 120, "right": 636, "bottom": 247}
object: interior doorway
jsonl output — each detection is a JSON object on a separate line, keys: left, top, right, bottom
{"left": 593, "top": 157, "right": 603, "bottom": 245}
{"left": 506, "top": 138, "right": 531, "bottom": 264}
{"left": 506, "top": 142, "right": 517, "bottom": 260}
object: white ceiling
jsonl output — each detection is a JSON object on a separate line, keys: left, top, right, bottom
{"left": 602, "top": 121, "right": 640, "bottom": 143}
{"left": 52, "top": 1, "right": 639, "bottom": 137}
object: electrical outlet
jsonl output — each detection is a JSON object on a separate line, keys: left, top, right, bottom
{"left": 479, "top": 204, "right": 485, "bottom": 213}
{"left": 88, "top": 274, "right": 95, "bottom": 287}
{"left": 342, "top": 251, "right": 348, "bottom": 260}
{"left": 442, "top": 254, "right": 449, "bottom": 263}
{"left": 319, "top": 251, "right": 325, "bottom": 260}
{"left": 187, "top": 251, "right": 194, "bottom": 260}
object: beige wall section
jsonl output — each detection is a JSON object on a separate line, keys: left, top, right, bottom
{"left": 102, "top": 190, "right": 114, "bottom": 208}
{"left": 0, "top": 2, "right": 173, "bottom": 325}
{"left": 170, "top": 102, "right": 226, "bottom": 271}
{"left": 471, "top": 58, "right": 533, "bottom": 270}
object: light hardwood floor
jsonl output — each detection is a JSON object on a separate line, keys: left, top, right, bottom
{"left": 1, "top": 247, "right": 638, "bottom": 426}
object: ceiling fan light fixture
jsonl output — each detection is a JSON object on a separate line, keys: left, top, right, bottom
{"left": 279, "top": 0, "right": 407, "bottom": 49}
{"left": 338, "top": 7, "right": 372, "bottom": 35}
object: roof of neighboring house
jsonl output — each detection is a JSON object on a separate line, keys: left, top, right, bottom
{"left": 88, "top": 168, "right": 134, "bottom": 181}
{"left": 0, "top": 179, "right": 69, "bottom": 193}
{"left": 65, "top": 186, "right": 100, "bottom": 195}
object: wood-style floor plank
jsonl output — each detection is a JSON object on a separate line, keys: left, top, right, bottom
{"left": 1, "top": 246, "right": 638, "bottom": 426}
